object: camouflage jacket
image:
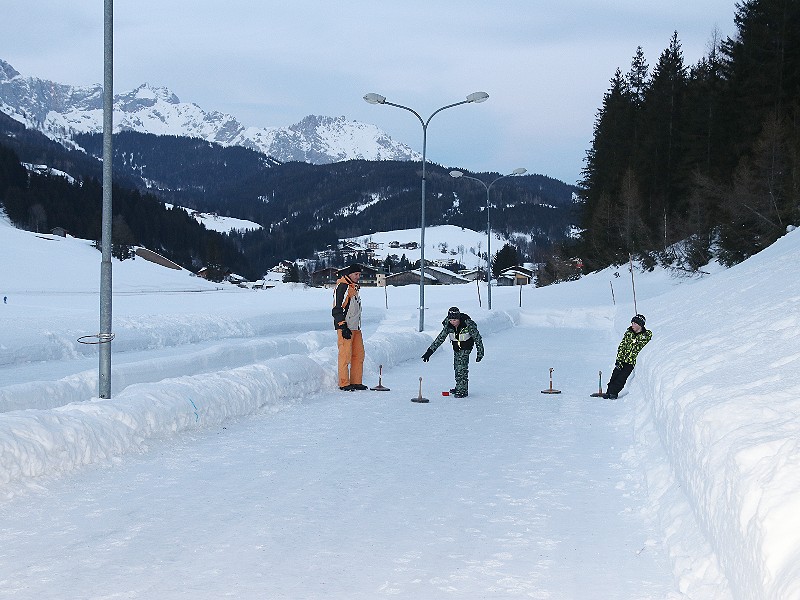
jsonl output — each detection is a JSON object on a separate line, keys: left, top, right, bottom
{"left": 428, "top": 312, "right": 484, "bottom": 359}
{"left": 615, "top": 327, "right": 652, "bottom": 365}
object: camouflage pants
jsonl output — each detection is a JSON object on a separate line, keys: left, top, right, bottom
{"left": 453, "top": 349, "right": 471, "bottom": 394}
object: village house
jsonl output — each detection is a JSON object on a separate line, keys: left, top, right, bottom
{"left": 458, "top": 268, "right": 486, "bottom": 282}
{"left": 386, "top": 265, "right": 469, "bottom": 287}
{"left": 310, "top": 267, "right": 339, "bottom": 287}
{"left": 497, "top": 265, "right": 535, "bottom": 286}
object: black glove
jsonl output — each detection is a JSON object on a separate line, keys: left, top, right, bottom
{"left": 422, "top": 349, "right": 433, "bottom": 362}
{"left": 476, "top": 354, "right": 483, "bottom": 362}
{"left": 340, "top": 325, "right": 352, "bottom": 340}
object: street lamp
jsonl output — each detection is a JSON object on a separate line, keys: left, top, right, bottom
{"left": 449, "top": 168, "right": 526, "bottom": 309}
{"left": 364, "top": 91, "right": 489, "bottom": 331}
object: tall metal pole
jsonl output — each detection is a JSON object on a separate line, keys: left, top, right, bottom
{"left": 448, "top": 169, "right": 526, "bottom": 310}
{"left": 485, "top": 186, "right": 492, "bottom": 309}
{"left": 420, "top": 120, "right": 428, "bottom": 332}
{"left": 99, "top": 0, "right": 113, "bottom": 398}
{"left": 363, "top": 92, "right": 488, "bottom": 331}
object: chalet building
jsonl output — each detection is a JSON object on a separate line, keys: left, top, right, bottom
{"left": 310, "top": 267, "right": 339, "bottom": 287}
{"left": 311, "top": 264, "right": 383, "bottom": 287}
{"left": 316, "top": 247, "right": 337, "bottom": 261}
{"left": 459, "top": 268, "right": 486, "bottom": 282}
{"left": 424, "top": 265, "right": 470, "bottom": 285}
{"left": 386, "top": 266, "right": 469, "bottom": 287}
{"left": 135, "top": 247, "right": 182, "bottom": 270}
{"left": 386, "top": 270, "right": 438, "bottom": 287}
{"left": 497, "top": 265, "right": 535, "bottom": 286}
{"left": 269, "top": 260, "right": 294, "bottom": 274}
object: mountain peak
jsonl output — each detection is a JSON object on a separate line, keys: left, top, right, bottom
{"left": 0, "top": 60, "right": 21, "bottom": 83}
{"left": 133, "top": 83, "right": 181, "bottom": 104}
{"left": 0, "top": 58, "right": 419, "bottom": 164}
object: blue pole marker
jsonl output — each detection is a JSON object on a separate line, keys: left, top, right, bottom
{"left": 187, "top": 398, "right": 200, "bottom": 422}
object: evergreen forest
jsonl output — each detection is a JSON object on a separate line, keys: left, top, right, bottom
{"left": 575, "top": 0, "right": 799, "bottom": 273}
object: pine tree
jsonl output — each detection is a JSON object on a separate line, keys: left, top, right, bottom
{"left": 492, "top": 243, "right": 519, "bottom": 279}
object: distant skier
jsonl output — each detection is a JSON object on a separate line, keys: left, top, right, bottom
{"left": 422, "top": 306, "right": 484, "bottom": 398}
{"left": 603, "top": 314, "right": 652, "bottom": 399}
{"left": 332, "top": 264, "right": 367, "bottom": 391}
{"left": 3, "top": 296, "right": 6, "bottom": 304}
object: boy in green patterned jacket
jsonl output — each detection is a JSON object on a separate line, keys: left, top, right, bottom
{"left": 604, "top": 314, "right": 652, "bottom": 399}
{"left": 422, "top": 307, "right": 484, "bottom": 398}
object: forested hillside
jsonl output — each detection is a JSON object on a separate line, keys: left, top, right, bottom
{"left": 0, "top": 140, "right": 255, "bottom": 279}
{"left": 74, "top": 131, "right": 578, "bottom": 266}
{"left": 576, "top": 0, "right": 799, "bottom": 272}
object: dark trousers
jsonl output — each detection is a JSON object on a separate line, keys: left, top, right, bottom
{"left": 607, "top": 362, "right": 634, "bottom": 396}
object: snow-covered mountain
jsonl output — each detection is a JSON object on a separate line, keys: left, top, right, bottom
{"left": 0, "top": 59, "right": 420, "bottom": 164}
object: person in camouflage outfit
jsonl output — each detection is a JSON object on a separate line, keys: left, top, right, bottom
{"left": 421, "top": 307, "right": 484, "bottom": 398}
{"left": 604, "top": 314, "right": 652, "bottom": 399}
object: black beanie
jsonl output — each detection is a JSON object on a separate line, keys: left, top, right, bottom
{"left": 342, "top": 264, "right": 362, "bottom": 275}
{"left": 447, "top": 306, "right": 461, "bottom": 319}
{"left": 631, "top": 314, "right": 646, "bottom": 328}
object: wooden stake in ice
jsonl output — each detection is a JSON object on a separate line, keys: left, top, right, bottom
{"left": 411, "top": 376, "right": 430, "bottom": 403}
{"left": 541, "top": 367, "right": 562, "bottom": 394}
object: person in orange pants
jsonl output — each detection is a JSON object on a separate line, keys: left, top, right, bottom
{"left": 332, "top": 264, "right": 366, "bottom": 391}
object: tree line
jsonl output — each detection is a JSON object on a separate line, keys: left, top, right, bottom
{"left": 74, "top": 131, "right": 578, "bottom": 269}
{"left": 574, "top": 0, "right": 799, "bottom": 274}
{"left": 0, "top": 143, "right": 256, "bottom": 279}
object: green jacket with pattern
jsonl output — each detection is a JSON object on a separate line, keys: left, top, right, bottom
{"left": 427, "top": 312, "right": 484, "bottom": 360}
{"left": 615, "top": 327, "right": 652, "bottom": 365}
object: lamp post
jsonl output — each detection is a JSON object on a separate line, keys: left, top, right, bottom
{"left": 99, "top": 0, "right": 114, "bottom": 398}
{"left": 364, "top": 91, "right": 489, "bottom": 331}
{"left": 449, "top": 168, "right": 526, "bottom": 309}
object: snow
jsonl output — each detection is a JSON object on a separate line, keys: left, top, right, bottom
{"left": 1, "top": 63, "right": 419, "bottom": 165}
{"left": 1, "top": 209, "right": 800, "bottom": 598}
{"left": 165, "top": 203, "right": 262, "bottom": 233}
{"left": 348, "top": 224, "right": 508, "bottom": 268}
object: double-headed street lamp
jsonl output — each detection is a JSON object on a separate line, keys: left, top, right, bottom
{"left": 364, "top": 91, "right": 489, "bottom": 332}
{"left": 449, "top": 168, "right": 526, "bottom": 309}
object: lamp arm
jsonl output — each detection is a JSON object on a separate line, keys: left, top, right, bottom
{"left": 425, "top": 99, "right": 471, "bottom": 127}
{"left": 382, "top": 101, "right": 425, "bottom": 127}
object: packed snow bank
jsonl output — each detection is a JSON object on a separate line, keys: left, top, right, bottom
{"left": 0, "top": 321, "right": 431, "bottom": 489}
{"left": 0, "top": 286, "right": 514, "bottom": 493}
{"left": 635, "top": 228, "right": 800, "bottom": 600}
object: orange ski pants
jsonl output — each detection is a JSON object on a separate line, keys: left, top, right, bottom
{"left": 337, "top": 329, "right": 364, "bottom": 387}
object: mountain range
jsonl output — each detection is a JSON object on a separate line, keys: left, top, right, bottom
{"left": 0, "top": 59, "right": 419, "bottom": 164}
{"left": 0, "top": 58, "right": 578, "bottom": 278}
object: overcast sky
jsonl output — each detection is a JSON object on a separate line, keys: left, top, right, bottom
{"left": 2, "top": 0, "right": 738, "bottom": 184}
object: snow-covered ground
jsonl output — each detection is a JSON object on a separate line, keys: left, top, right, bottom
{"left": 165, "top": 203, "right": 262, "bottom": 233}
{"left": 348, "top": 224, "right": 509, "bottom": 268}
{"left": 1, "top": 212, "right": 799, "bottom": 599}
